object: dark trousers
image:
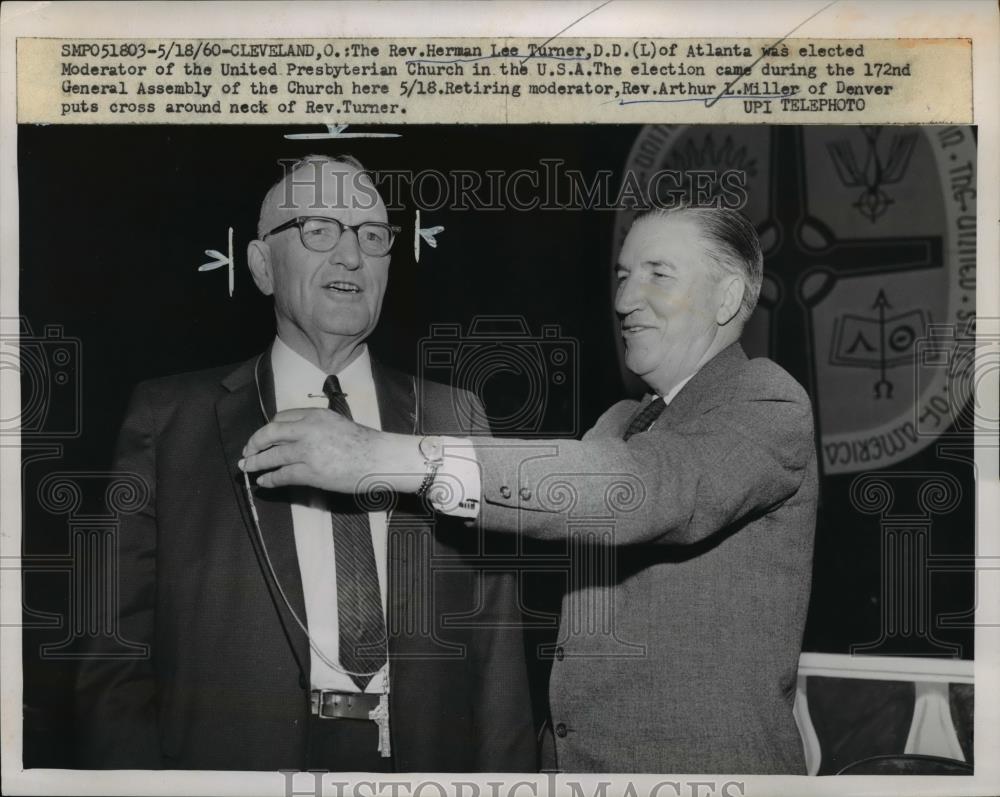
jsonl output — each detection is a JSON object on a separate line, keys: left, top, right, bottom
{"left": 306, "top": 715, "right": 394, "bottom": 772}
{"left": 539, "top": 721, "right": 558, "bottom": 771}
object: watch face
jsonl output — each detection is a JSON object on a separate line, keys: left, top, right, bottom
{"left": 419, "top": 436, "right": 444, "bottom": 462}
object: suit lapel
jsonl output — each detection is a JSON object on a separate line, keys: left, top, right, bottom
{"left": 656, "top": 342, "right": 747, "bottom": 426}
{"left": 618, "top": 343, "right": 747, "bottom": 435}
{"left": 216, "top": 348, "right": 310, "bottom": 679}
{"left": 370, "top": 359, "right": 420, "bottom": 684}
{"left": 371, "top": 358, "right": 417, "bottom": 436}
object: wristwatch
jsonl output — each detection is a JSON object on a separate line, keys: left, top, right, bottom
{"left": 416, "top": 436, "right": 445, "bottom": 497}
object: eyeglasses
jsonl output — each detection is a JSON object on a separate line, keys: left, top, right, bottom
{"left": 263, "top": 216, "right": 401, "bottom": 257}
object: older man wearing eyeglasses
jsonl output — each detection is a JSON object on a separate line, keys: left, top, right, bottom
{"left": 75, "top": 155, "right": 536, "bottom": 773}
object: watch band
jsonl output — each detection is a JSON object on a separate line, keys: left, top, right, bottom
{"left": 416, "top": 436, "right": 444, "bottom": 497}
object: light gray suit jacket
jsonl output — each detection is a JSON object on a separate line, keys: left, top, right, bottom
{"left": 473, "top": 343, "right": 818, "bottom": 773}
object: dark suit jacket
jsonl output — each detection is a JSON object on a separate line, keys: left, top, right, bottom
{"left": 473, "top": 343, "right": 818, "bottom": 773}
{"left": 76, "top": 347, "right": 536, "bottom": 772}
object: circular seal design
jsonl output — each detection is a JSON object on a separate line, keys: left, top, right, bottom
{"left": 613, "top": 124, "right": 977, "bottom": 474}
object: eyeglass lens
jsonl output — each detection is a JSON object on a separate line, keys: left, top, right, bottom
{"left": 301, "top": 218, "right": 393, "bottom": 255}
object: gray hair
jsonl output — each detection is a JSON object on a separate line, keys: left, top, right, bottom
{"left": 632, "top": 206, "right": 763, "bottom": 322}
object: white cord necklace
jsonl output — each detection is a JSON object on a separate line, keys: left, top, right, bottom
{"left": 245, "top": 353, "right": 392, "bottom": 756}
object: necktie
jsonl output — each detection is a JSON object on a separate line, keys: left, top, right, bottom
{"left": 322, "top": 375, "right": 387, "bottom": 691}
{"left": 623, "top": 396, "right": 666, "bottom": 441}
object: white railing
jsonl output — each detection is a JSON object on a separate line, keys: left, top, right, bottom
{"left": 793, "top": 653, "right": 974, "bottom": 775}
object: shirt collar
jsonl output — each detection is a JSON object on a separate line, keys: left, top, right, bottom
{"left": 656, "top": 371, "right": 696, "bottom": 406}
{"left": 271, "top": 336, "right": 373, "bottom": 412}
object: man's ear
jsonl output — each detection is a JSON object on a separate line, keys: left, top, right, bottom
{"left": 247, "top": 240, "right": 275, "bottom": 296}
{"left": 716, "top": 273, "right": 745, "bottom": 326}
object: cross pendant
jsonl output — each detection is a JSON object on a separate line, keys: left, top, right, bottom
{"left": 368, "top": 693, "right": 391, "bottom": 758}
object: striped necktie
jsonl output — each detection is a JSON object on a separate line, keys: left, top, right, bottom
{"left": 623, "top": 396, "right": 666, "bottom": 441}
{"left": 322, "top": 375, "right": 387, "bottom": 691}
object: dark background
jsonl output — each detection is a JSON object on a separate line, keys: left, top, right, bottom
{"left": 17, "top": 124, "right": 975, "bottom": 768}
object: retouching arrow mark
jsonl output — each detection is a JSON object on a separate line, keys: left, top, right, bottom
{"left": 420, "top": 226, "right": 445, "bottom": 247}
{"left": 284, "top": 123, "right": 401, "bottom": 140}
{"left": 198, "top": 226, "right": 235, "bottom": 297}
{"left": 198, "top": 251, "right": 228, "bottom": 270}
{"left": 413, "top": 210, "right": 446, "bottom": 263}
{"left": 414, "top": 209, "right": 421, "bottom": 262}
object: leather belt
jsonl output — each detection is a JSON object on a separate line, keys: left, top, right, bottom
{"left": 310, "top": 689, "right": 381, "bottom": 720}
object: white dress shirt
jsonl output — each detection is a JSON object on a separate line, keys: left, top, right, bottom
{"left": 271, "top": 336, "right": 389, "bottom": 693}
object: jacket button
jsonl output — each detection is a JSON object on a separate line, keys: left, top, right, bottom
{"left": 555, "top": 646, "right": 565, "bottom": 661}
{"left": 500, "top": 485, "right": 512, "bottom": 499}
{"left": 555, "top": 723, "right": 568, "bottom": 738}
{"left": 519, "top": 487, "right": 532, "bottom": 501}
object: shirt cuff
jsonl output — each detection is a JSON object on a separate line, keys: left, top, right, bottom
{"left": 426, "top": 437, "right": 482, "bottom": 518}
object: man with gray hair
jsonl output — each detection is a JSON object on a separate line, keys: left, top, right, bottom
{"left": 76, "top": 155, "right": 536, "bottom": 772}
{"left": 243, "top": 205, "right": 819, "bottom": 774}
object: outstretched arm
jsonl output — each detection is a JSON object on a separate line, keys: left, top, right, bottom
{"left": 241, "top": 382, "right": 814, "bottom": 548}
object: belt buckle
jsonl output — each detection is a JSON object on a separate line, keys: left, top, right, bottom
{"left": 312, "top": 689, "right": 370, "bottom": 720}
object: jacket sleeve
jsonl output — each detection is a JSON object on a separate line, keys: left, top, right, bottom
{"left": 474, "top": 384, "right": 815, "bottom": 547}
{"left": 461, "top": 391, "right": 538, "bottom": 771}
{"left": 75, "top": 382, "right": 163, "bottom": 768}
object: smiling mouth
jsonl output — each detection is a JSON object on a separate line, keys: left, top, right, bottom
{"left": 622, "top": 325, "right": 655, "bottom": 337}
{"left": 323, "top": 280, "right": 362, "bottom": 294}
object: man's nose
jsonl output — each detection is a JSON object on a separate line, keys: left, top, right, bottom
{"left": 329, "top": 228, "right": 362, "bottom": 270}
{"left": 614, "top": 273, "right": 643, "bottom": 315}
